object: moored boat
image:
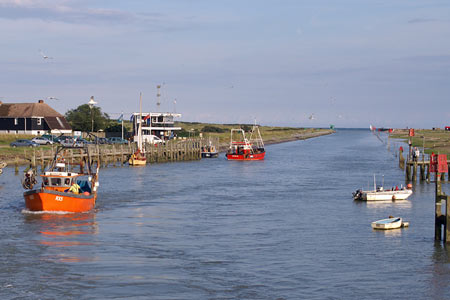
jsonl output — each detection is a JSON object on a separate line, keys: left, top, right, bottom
{"left": 226, "top": 125, "right": 265, "bottom": 161}
{"left": 354, "top": 187, "right": 413, "bottom": 201}
{"left": 201, "top": 139, "right": 219, "bottom": 158}
{"left": 371, "top": 217, "right": 404, "bottom": 230}
{"left": 353, "top": 175, "right": 412, "bottom": 201}
{"left": 129, "top": 92, "right": 147, "bottom": 166}
{"left": 22, "top": 145, "right": 99, "bottom": 213}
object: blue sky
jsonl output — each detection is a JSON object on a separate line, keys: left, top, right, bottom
{"left": 0, "top": 0, "right": 449, "bottom": 128}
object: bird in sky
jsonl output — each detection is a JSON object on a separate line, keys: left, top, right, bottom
{"left": 47, "top": 97, "right": 59, "bottom": 100}
{"left": 309, "top": 113, "right": 315, "bottom": 120}
{"left": 39, "top": 49, "right": 53, "bottom": 60}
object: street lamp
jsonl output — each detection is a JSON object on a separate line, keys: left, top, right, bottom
{"left": 88, "top": 96, "right": 97, "bottom": 133}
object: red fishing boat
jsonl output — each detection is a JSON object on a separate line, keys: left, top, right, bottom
{"left": 226, "top": 125, "right": 265, "bottom": 161}
{"left": 23, "top": 145, "right": 100, "bottom": 213}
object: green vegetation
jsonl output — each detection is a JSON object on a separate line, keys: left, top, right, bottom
{"left": 390, "top": 129, "right": 450, "bottom": 155}
{"left": 176, "top": 122, "right": 331, "bottom": 146}
{"left": 201, "top": 125, "right": 227, "bottom": 133}
{"left": 65, "top": 104, "right": 110, "bottom": 132}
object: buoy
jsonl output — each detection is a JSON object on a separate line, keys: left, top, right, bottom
{"left": 407, "top": 183, "right": 413, "bottom": 189}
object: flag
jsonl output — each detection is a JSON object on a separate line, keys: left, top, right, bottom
{"left": 117, "top": 114, "right": 123, "bottom": 123}
{"left": 130, "top": 114, "right": 134, "bottom": 122}
{"left": 143, "top": 114, "right": 150, "bottom": 121}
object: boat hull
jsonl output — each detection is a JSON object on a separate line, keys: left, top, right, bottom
{"left": 371, "top": 217, "right": 403, "bottom": 230}
{"left": 24, "top": 189, "right": 96, "bottom": 213}
{"left": 226, "top": 152, "right": 265, "bottom": 161}
{"left": 201, "top": 152, "right": 219, "bottom": 158}
{"left": 128, "top": 157, "right": 147, "bottom": 166}
{"left": 362, "top": 190, "right": 412, "bottom": 201}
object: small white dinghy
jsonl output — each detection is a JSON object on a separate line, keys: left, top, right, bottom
{"left": 371, "top": 217, "right": 407, "bottom": 230}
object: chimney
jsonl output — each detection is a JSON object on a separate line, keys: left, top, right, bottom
{"left": 38, "top": 99, "right": 44, "bottom": 103}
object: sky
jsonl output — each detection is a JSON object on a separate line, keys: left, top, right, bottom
{"left": 0, "top": 0, "right": 449, "bottom": 128}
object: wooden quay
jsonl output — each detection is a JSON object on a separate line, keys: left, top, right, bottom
{"left": 15, "top": 138, "right": 202, "bottom": 173}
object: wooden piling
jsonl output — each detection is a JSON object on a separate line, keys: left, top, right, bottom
{"left": 15, "top": 156, "right": 19, "bottom": 174}
{"left": 435, "top": 174, "right": 443, "bottom": 241}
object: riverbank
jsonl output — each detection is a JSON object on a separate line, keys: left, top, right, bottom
{"left": 213, "top": 127, "right": 335, "bottom": 152}
{"left": 0, "top": 126, "right": 334, "bottom": 165}
{"left": 389, "top": 128, "right": 450, "bottom": 155}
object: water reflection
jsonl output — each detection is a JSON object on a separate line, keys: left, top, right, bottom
{"left": 372, "top": 227, "right": 406, "bottom": 237}
{"left": 23, "top": 212, "right": 98, "bottom": 263}
{"left": 430, "top": 243, "right": 450, "bottom": 299}
{"left": 354, "top": 199, "right": 412, "bottom": 209}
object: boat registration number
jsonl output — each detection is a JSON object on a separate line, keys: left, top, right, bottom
{"left": 55, "top": 196, "right": 63, "bottom": 202}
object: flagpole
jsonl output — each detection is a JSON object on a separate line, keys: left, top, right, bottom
{"left": 121, "top": 111, "right": 124, "bottom": 140}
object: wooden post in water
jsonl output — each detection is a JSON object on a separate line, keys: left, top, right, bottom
{"left": 15, "top": 156, "right": 19, "bottom": 174}
{"left": 420, "top": 163, "right": 425, "bottom": 181}
{"left": 405, "top": 163, "right": 411, "bottom": 182}
{"left": 412, "top": 162, "right": 417, "bottom": 183}
{"left": 435, "top": 173, "right": 443, "bottom": 241}
{"left": 399, "top": 148, "right": 405, "bottom": 169}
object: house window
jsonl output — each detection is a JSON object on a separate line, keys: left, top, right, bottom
{"left": 37, "top": 118, "right": 42, "bottom": 125}
{"left": 14, "top": 118, "right": 18, "bottom": 125}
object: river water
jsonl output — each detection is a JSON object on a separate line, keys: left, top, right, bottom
{"left": 1, "top": 129, "right": 449, "bottom": 299}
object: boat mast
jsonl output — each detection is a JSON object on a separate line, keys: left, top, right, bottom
{"left": 373, "top": 174, "right": 376, "bottom": 190}
{"left": 138, "top": 92, "right": 143, "bottom": 152}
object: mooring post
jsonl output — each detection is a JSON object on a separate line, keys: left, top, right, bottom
{"left": 405, "top": 163, "right": 410, "bottom": 182}
{"left": 420, "top": 163, "right": 425, "bottom": 181}
{"left": 412, "top": 162, "right": 417, "bottom": 183}
{"left": 15, "top": 156, "right": 19, "bottom": 174}
{"left": 436, "top": 173, "right": 443, "bottom": 241}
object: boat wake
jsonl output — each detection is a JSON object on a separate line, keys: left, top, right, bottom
{"left": 21, "top": 209, "right": 74, "bottom": 215}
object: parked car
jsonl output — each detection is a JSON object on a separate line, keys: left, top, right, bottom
{"left": 31, "top": 137, "right": 54, "bottom": 145}
{"left": 59, "top": 137, "right": 87, "bottom": 147}
{"left": 10, "top": 139, "right": 39, "bottom": 148}
{"left": 139, "top": 135, "right": 164, "bottom": 145}
{"left": 41, "top": 134, "right": 61, "bottom": 143}
{"left": 97, "top": 137, "right": 111, "bottom": 145}
{"left": 108, "top": 137, "right": 129, "bottom": 145}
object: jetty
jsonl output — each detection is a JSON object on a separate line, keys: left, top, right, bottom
{"left": 12, "top": 138, "right": 202, "bottom": 173}
{"left": 398, "top": 147, "right": 450, "bottom": 182}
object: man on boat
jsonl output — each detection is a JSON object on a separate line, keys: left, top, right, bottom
{"left": 69, "top": 182, "right": 81, "bottom": 194}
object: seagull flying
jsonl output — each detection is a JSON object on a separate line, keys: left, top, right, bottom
{"left": 39, "top": 49, "right": 53, "bottom": 60}
{"left": 47, "top": 97, "right": 59, "bottom": 100}
{"left": 309, "top": 113, "right": 315, "bottom": 120}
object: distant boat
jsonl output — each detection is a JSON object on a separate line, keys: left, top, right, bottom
{"left": 226, "top": 125, "right": 265, "bottom": 161}
{"left": 201, "top": 140, "right": 219, "bottom": 158}
{"left": 129, "top": 93, "right": 147, "bottom": 166}
{"left": 371, "top": 217, "right": 404, "bottom": 230}
{"left": 353, "top": 175, "right": 413, "bottom": 201}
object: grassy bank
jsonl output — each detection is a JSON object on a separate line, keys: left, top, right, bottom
{"left": 176, "top": 122, "right": 334, "bottom": 151}
{"left": 0, "top": 125, "right": 334, "bottom": 165}
{"left": 389, "top": 129, "right": 450, "bottom": 155}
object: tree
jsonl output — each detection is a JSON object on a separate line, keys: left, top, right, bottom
{"left": 65, "top": 104, "right": 110, "bottom": 132}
